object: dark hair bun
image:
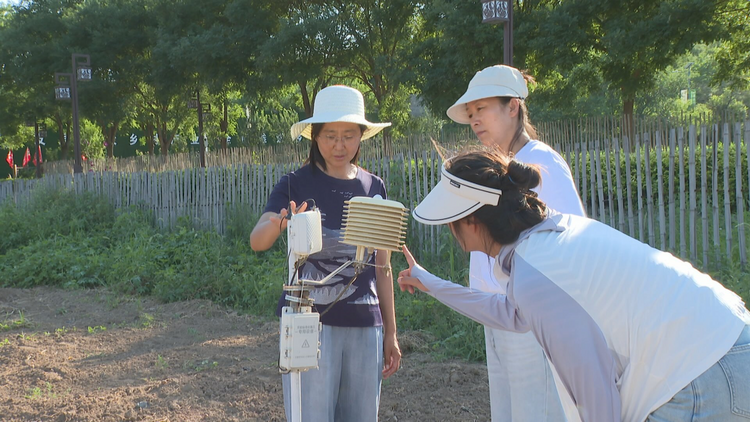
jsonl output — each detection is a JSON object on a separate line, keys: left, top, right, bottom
{"left": 445, "top": 149, "right": 547, "bottom": 245}
{"left": 505, "top": 160, "right": 541, "bottom": 191}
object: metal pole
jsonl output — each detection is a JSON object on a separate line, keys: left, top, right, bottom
{"left": 34, "top": 122, "right": 42, "bottom": 178}
{"left": 504, "top": 2, "right": 514, "bottom": 66}
{"left": 197, "top": 91, "right": 206, "bottom": 168}
{"left": 71, "top": 55, "right": 83, "bottom": 174}
{"left": 291, "top": 371, "right": 302, "bottom": 422}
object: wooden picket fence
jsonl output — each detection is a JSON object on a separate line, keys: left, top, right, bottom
{"left": 2, "top": 116, "right": 748, "bottom": 270}
{"left": 540, "top": 116, "right": 749, "bottom": 269}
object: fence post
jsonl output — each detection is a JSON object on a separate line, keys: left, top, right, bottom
{"left": 735, "top": 121, "right": 746, "bottom": 267}
{"left": 689, "top": 124, "right": 697, "bottom": 262}
{"left": 613, "top": 137, "right": 625, "bottom": 232}
{"left": 644, "top": 132, "right": 655, "bottom": 247}
{"left": 712, "top": 124, "right": 721, "bottom": 266}
{"left": 722, "top": 123, "right": 733, "bottom": 261}
{"left": 700, "top": 123, "right": 709, "bottom": 269}
{"left": 655, "top": 128, "right": 666, "bottom": 250}
{"left": 678, "top": 126, "right": 687, "bottom": 259}
{"left": 623, "top": 135, "right": 635, "bottom": 237}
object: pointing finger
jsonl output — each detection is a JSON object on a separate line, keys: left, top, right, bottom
{"left": 402, "top": 245, "right": 415, "bottom": 267}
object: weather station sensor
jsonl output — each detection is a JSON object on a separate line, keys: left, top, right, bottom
{"left": 281, "top": 196, "right": 408, "bottom": 422}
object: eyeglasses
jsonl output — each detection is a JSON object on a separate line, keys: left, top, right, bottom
{"left": 319, "top": 134, "right": 360, "bottom": 144}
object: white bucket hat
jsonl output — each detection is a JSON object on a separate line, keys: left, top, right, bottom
{"left": 413, "top": 162, "right": 502, "bottom": 225}
{"left": 446, "top": 65, "right": 528, "bottom": 125}
{"left": 290, "top": 85, "right": 391, "bottom": 140}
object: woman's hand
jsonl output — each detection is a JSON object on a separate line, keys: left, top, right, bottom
{"left": 397, "top": 245, "right": 429, "bottom": 294}
{"left": 250, "top": 200, "right": 309, "bottom": 251}
{"left": 270, "top": 200, "right": 309, "bottom": 232}
{"left": 382, "top": 334, "right": 401, "bottom": 379}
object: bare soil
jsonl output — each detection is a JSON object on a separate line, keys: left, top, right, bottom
{"left": 0, "top": 287, "right": 490, "bottom": 421}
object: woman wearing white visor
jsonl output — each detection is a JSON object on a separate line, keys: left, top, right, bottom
{"left": 398, "top": 149, "right": 750, "bottom": 422}
{"left": 447, "top": 65, "right": 584, "bottom": 421}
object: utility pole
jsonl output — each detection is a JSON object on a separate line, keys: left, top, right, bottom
{"left": 481, "top": 0, "right": 513, "bottom": 65}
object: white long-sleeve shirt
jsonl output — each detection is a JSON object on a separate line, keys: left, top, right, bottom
{"left": 470, "top": 139, "right": 585, "bottom": 295}
{"left": 414, "top": 212, "right": 750, "bottom": 422}
{"left": 469, "top": 140, "right": 587, "bottom": 421}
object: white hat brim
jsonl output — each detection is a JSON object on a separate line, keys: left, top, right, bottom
{"left": 290, "top": 112, "right": 391, "bottom": 141}
{"left": 413, "top": 165, "right": 502, "bottom": 225}
{"left": 446, "top": 85, "right": 525, "bottom": 125}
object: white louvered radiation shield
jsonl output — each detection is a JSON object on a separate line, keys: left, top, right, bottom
{"left": 341, "top": 196, "right": 409, "bottom": 265}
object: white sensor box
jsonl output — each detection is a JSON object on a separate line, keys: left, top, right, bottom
{"left": 279, "top": 307, "right": 321, "bottom": 371}
{"left": 288, "top": 209, "right": 323, "bottom": 257}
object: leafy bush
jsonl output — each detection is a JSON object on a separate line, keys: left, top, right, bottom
{"left": 0, "top": 187, "right": 115, "bottom": 255}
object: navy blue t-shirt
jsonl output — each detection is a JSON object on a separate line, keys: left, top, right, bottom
{"left": 264, "top": 164, "right": 387, "bottom": 327}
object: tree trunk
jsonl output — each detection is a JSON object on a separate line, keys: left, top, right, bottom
{"left": 372, "top": 90, "right": 392, "bottom": 156}
{"left": 56, "top": 118, "right": 70, "bottom": 160}
{"left": 158, "top": 122, "right": 170, "bottom": 156}
{"left": 101, "top": 123, "right": 118, "bottom": 158}
{"left": 143, "top": 122, "right": 155, "bottom": 155}
{"left": 220, "top": 100, "right": 228, "bottom": 150}
{"left": 300, "top": 82, "right": 313, "bottom": 118}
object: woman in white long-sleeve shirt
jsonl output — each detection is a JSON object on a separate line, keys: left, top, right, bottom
{"left": 447, "top": 64, "right": 584, "bottom": 421}
{"left": 398, "top": 149, "right": 750, "bottom": 422}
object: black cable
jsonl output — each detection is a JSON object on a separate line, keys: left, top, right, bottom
{"left": 316, "top": 250, "right": 374, "bottom": 318}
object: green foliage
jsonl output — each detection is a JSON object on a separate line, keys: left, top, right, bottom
{"left": 0, "top": 311, "right": 30, "bottom": 332}
{"left": 0, "top": 187, "right": 115, "bottom": 255}
{"left": 244, "top": 108, "right": 301, "bottom": 146}
{"left": 0, "top": 186, "right": 485, "bottom": 359}
{"left": 638, "top": 43, "right": 750, "bottom": 119}
{"left": 402, "top": 107, "right": 446, "bottom": 139}
{"left": 713, "top": 0, "right": 750, "bottom": 91}
{"left": 224, "top": 202, "right": 255, "bottom": 243}
{"left": 525, "top": 0, "right": 726, "bottom": 116}
{"left": 80, "top": 119, "right": 106, "bottom": 160}
{"left": 0, "top": 189, "right": 286, "bottom": 317}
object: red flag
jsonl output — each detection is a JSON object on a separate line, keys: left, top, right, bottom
{"left": 32, "top": 145, "right": 42, "bottom": 166}
{"left": 5, "top": 150, "right": 13, "bottom": 169}
{"left": 22, "top": 147, "right": 31, "bottom": 167}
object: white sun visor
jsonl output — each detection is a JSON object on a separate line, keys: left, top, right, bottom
{"left": 412, "top": 164, "right": 502, "bottom": 225}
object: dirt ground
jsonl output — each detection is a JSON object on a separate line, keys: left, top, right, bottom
{"left": 0, "top": 287, "right": 490, "bottom": 422}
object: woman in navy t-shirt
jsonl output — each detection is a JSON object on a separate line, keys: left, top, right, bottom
{"left": 250, "top": 85, "right": 401, "bottom": 422}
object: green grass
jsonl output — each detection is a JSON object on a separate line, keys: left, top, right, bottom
{"left": 86, "top": 326, "right": 107, "bottom": 334}
{"left": 0, "top": 311, "right": 31, "bottom": 332}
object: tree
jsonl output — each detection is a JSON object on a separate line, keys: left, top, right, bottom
{"left": 0, "top": 0, "right": 83, "bottom": 152}
{"left": 411, "top": 0, "right": 519, "bottom": 118}
{"left": 161, "top": 0, "right": 280, "bottom": 149}
{"left": 68, "top": 0, "right": 152, "bottom": 158}
{"left": 257, "top": 0, "right": 423, "bottom": 151}
{"left": 257, "top": 3, "right": 349, "bottom": 118}
{"left": 413, "top": 0, "right": 737, "bottom": 128}
{"left": 639, "top": 42, "right": 750, "bottom": 119}
{"left": 713, "top": 0, "right": 750, "bottom": 92}
{"left": 523, "top": 0, "right": 728, "bottom": 129}
{"left": 339, "top": 0, "right": 423, "bottom": 148}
